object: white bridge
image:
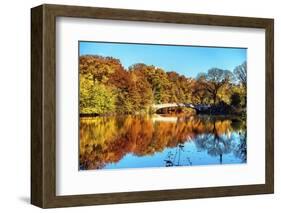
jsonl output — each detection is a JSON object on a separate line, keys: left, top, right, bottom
{"left": 152, "top": 103, "right": 210, "bottom": 113}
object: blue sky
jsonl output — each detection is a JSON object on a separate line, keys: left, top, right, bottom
{"left": 79, "top": 41, "right": 247, "bottom": 78}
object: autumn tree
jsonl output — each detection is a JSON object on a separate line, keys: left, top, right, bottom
{"left": 196, "top": 68, "right": 234, "bottom": 105}
{"left": 79, "top": 55, "right": 123, "bottom": 114}
{"left": 80, "top": 55, "right": 123, "bottom": 83}
{"left": 106, "top": 65, "right": 134, "bottom": 113}
{"left": 167, "top": 72, "right": 193, "bottom": 103}
{"left": 129, "top": 64, "right": 171, "bottom": 104}
{"left": 79, "top": 55, "right": 245, "bottom": 115}
{"left": 129, "top": 70, "right": 153, "bottom": 112}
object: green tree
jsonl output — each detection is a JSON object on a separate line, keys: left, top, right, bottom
{"left": 80, "top": 74, "right": 116, "bottom": 114}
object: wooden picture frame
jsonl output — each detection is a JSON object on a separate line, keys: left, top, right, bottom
{"left": 31, "top": 4, "right": 274, "bottom": 208}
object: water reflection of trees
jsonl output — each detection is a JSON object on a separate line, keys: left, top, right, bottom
{"left": 234, "top": 132, "right": 247, "bottom": 163}
{"left": 79, "top": 116, "right": 246, "bottom": 170}
{"left": 163, "top": 118, "right": 247, "bottom": 167}
{"left": 194, "top": 120, "right": 236, "bottom": 164}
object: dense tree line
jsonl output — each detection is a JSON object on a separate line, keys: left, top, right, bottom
{"left": 80, "top": 55, "right": 246, "bottom": 115}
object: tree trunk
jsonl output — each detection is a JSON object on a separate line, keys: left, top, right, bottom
{"left": 213, "top": 93, "right": 217, "bottom": 105}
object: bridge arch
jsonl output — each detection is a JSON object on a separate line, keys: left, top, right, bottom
{"left": 152, "top": 103, "right": 211, "bottom": 114}
{"left": 152, "top": 103, "right": 198, "bottom": 114}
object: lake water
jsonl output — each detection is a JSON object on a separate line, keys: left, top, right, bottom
{"left": 79, "top": 115, "right": 246, "bottom": 170}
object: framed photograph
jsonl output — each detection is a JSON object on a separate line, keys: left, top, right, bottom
{"left": 31, "top": 4, "right": 274, "bottom": 208}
